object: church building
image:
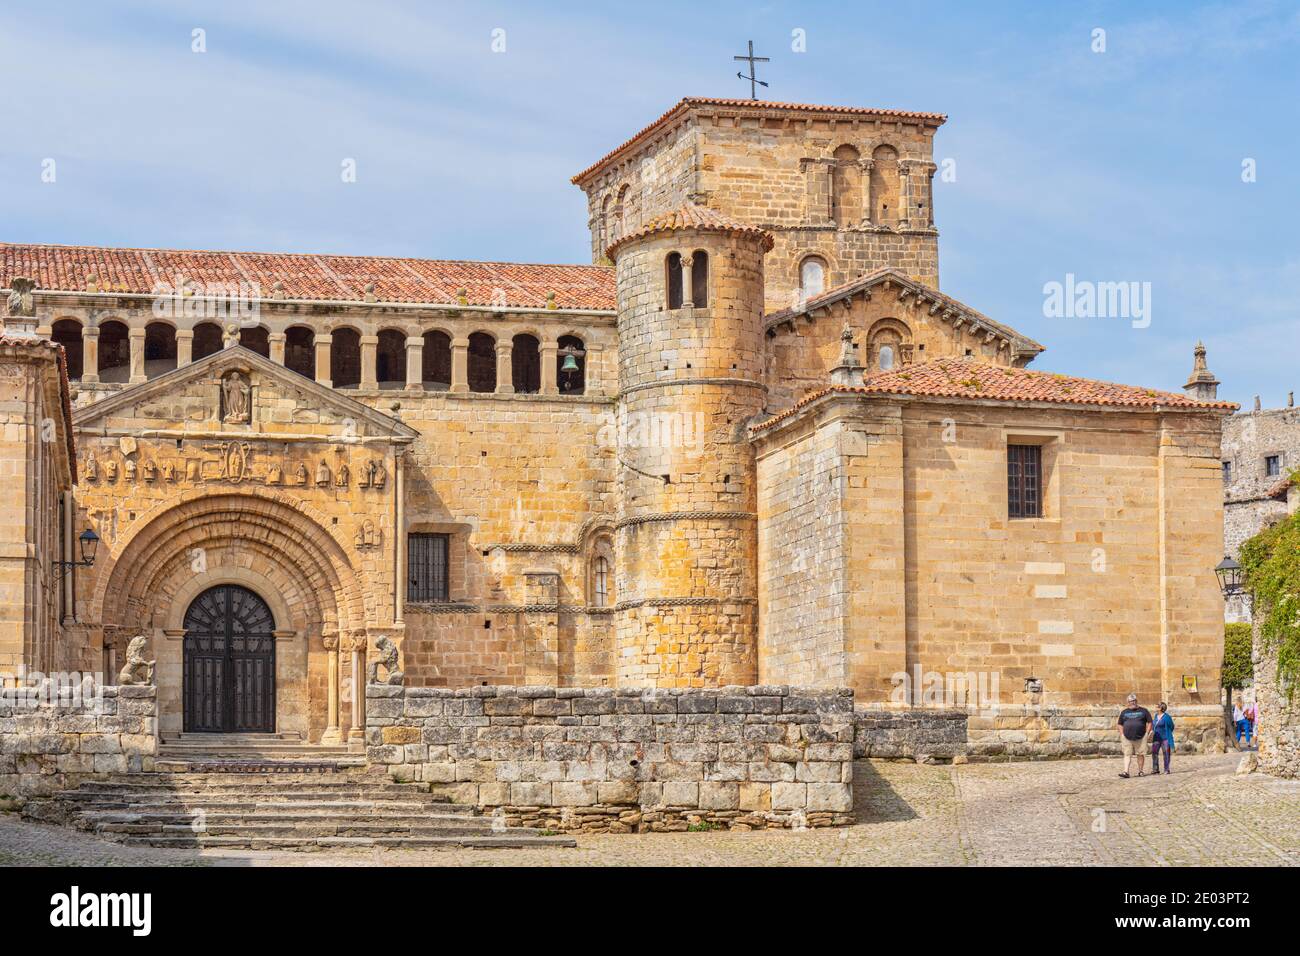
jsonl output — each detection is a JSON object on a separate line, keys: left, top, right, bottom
{"left": 1, "top": 97, "right": 1233, "bottom": 759}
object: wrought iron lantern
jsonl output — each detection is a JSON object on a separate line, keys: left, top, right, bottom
{"left": 55, "top": 528, "right": 99, "bottom": 573}
{"left": 1214, "top": 555, "right": 1244, "bottom": 596}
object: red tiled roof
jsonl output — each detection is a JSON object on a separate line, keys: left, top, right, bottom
{"left": 1, "top": 242, "right": 616, "bottom": 312}
{"left": 604, "top": 203, "right": 774, "bottom": 260}
{"left": 572, "top": 97, "right": 948, "bottom": 185}
{"left": 1267, "top": 474, "right": 1296, "bottom": 500}
{"left": 765, "top": 266, "right": 1045, "bottom": 357}
{"left": 751, "top": 357, "right": 1239, "bottom": 433}
{"left": 0, "top": 334, "right": 76, "bottom": 481}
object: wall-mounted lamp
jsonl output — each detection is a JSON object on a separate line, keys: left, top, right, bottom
{"left": 54, "top": 528, "right": 99, "bottom": 574}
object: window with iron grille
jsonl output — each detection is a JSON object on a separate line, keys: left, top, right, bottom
{"left": 1265, "top": 455, "right": 1281, "bottom": 478}
{"left": 407, "top": 533, "right": 449, "bottom": 602}
{"left": 1007, "top": 444, "right": 1043, "bottom": 519}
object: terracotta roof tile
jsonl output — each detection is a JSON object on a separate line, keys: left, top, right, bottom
{"left": 2, "top": 242, "right": 616, "bottom": 312}
{"left": 572, "top": 97, "right": 947, "bottom": 185}
{"left": 751, "top": 357, "right": 1238, "bottom": 433}
{"left": 1266, "top": 474, "right": 1296, "bottom": 500}
{"left": 604, "top": 203, "right": 774, "bottom": 260}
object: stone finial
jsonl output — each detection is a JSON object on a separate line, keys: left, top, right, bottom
{"left": 363, "top": 281, "right": 377, "bottom": 303}
{"left": 830, "top": 323, "right": 865, "bottom": 387}
{"left": 1255, "top": 395, "right": 1262, "bottom": 411}
{"left": 546, "top": 291, "right": 558, "bottom": 310}
{"left": 456, "top": 287, "right": 469, "bottom": 306}
{"left": 1182, "top": 340, "right": 1220, "bottom": 402}
{"left": 3, "top": 277, "right": 38, "bottom": 335}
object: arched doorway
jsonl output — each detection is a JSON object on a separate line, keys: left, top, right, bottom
{"left": 183, "top": 584, "right": 276, "bottom": 733}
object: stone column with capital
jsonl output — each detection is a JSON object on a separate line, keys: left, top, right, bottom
{"left": 495, "top": 340, "right": 514, "bottom": 394}
{"left": 359, "top": 334, "right": 378, "bottom": 389}
{"left": 405, "top": 335, "right": 424, "bottom": 391}
{"left": 315, "top": 332, "right": 333, "bottom": 387}
{"left": 347, "top": 633, "right": 366, "bottom": 748}
{"left": 897, "top": 161, "right": 913, "bottom": 230}
{"left": 322, "top": 632, "right": 342, "bottom": 744}
{"left": 450, "top": 337, "right": 469, "bottom": 393}
{"left": 859, "top": 159, "right": 876, "bottom": 226}
{"left": 175, "top": 329, "right": 194, "bottom": 367}
{"left": 268, "top": 331, "right": 286, "bottom": 366}
{"left": 82, "top": 327, "right": 101, "bottom": 383}
{"left": 680, "top": 255, "right": 694, "bottom": 309}
{"left": 128, "top": 327, "right": 147, "bottom": 383}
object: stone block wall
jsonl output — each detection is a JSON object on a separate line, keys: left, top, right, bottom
{"left": 367, "top": 684, "right": 854, "bottom": 831}
{"left": 853, "top": 709, "right": 968, "bottom": 760}
{"left": 0, "top": 684, "right": 157, "bottom": 799}
{"left": 1254, "top": 622, "right": 1299, "bottom": 779}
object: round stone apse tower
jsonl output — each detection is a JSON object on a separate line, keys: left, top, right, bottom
{"left": 606, "top": 205, "right": 773, "bottom": 687}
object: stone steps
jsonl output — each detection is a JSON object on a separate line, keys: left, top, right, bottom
{"left": 56, "top": 768, "right": 575, "bottom": 851}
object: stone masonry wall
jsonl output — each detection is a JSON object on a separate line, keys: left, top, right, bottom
{"left": 0, "top": 684, "right": 157, "bottom": 801}
{"left": 1254, "top": 619, "right": 1299, "bottom": 779}
{"left": 367, "top": 684, "right": 854, "bottom": 831}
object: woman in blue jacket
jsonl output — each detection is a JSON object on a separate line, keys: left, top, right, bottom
{"left": 1151, "top": 702, "right": 1174, "bottom": 775}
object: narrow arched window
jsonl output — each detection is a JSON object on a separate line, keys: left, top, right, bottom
{"left": 422, "top": 330, "right": 452, "bottom": 389}
{"left": 593, "top": 556, "right": 609, "bottom": 607}
{"left": 512, "top": 334, "right": 540, "bottom": 393}
{"left": 51, "top": 319, "right": 83, "bottom": 379}
{"left": 331, "top": 327, "right": 362, "bottom": 388}
{"left": 376, "top": 329, "right": 406, "bottom": 389}
{"left": 192, "top": 321, "right": 222, "bottom": 361}
{"left": 800, "top": 257, "right": 826, "bottom": 298}
{"left": 832, "top": 144, "right": 863, "bottom": 225}
{"left": 239, "top": 325, "right": 270, "bottom": 358}
{"left": 467, "top": 332, "right": 496, "bottom": 392}
{"left": 666, "top": 252, "right": 683, "bottom": 309}
{"left": 144, "top": 322, "right": 177, "bottom": 378}
{"left": 557, "top": 334, "right": 586, "bottom": 395}
{"left": 691, "top": 252, "right": 708, "bottom": 308}
{"left": 285, "top": 326, "right": 315, "bottom": 379}
{"left": 97, "top": 320, "right": 130, "bottom": 383}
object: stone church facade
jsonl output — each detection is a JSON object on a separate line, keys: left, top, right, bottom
{"left": 3, "top": 98, "right": 1234, "bottom": 778}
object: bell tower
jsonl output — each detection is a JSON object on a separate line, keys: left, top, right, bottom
{"left": 606, "top": 205, "right": 771, "bottom": 687}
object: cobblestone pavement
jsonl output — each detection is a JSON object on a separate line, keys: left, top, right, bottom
{"left": 2, "top": 753, "right": 1295, "bottom": 867}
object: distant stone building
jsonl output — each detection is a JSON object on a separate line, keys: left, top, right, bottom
{"left": 1, "top": 96, "right": 1234, "bottom": 770}
{"left": 1220, "top": 369, "right": 1300, "bottom": 622}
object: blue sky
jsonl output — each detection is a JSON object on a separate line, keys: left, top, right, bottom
{"left": 2, "top": 0, "right": 1297, "bottom": 407}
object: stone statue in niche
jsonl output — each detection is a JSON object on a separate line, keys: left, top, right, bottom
{"left": 372, "top": 459, "right": 386, "bottom": 489}
{"left": 336, "top": 463, "right": 349, "bottom": 488}
{"left": 124, "top": 458, "right": 137, "bottom": 481}
{"left": 162, "top": 460, "right": 175, "bottom": 482}
{"left": 265, "top": 462, "right": 281, "bottom": 485}
{"left": 142, "top": 459, "right": 157, "bottom": 482}
{"left": 84, "top": 451, "right": 98, "bottom": 482}
{"left": 221, "top": 370, "right": 251, "bottom": 423}
{"left": 354, "top": 518, "right": 381, "bottom": 549}
{"left": 315, "top": 459, "right": 330, "bottom": 486}
{"left": 294, "top": 462, "right": 309, "bottom": 486}
{"left": 186, "top": 459, "right": 200, "bottom": 482}
{"left": 105, "top": 458, "right": 118, "bottom": 482}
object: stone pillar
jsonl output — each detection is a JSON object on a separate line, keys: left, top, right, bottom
{"left": 360, "top": 334, "right": 378, "bottom": 389}
{"left": 405, "top": 335, "right": 423, "bottom": 391}
{"left": 450, "top": 337, "right": 469, "bottom": 393}
{"left": 540, "top": 341, "right": 558, "bottom": 395}
{"left": 322, "top": 632, "right": 342, "bottom": 744}
{"left": 81, "top": 327, "right": 100, "bottom": 383}
{"left": 495, "top": 340, "right": 514, "bottom": 394}
{"left": 897, "top": 161, "right": 913, "bottom": 230}
{"left": 128, "top": 326, "right": 146, "bottom": 383}
{"left": 175, "top": 329, "right": 193, "bottom": 367}
{"left": 860, "top": 159, "right": 876, "bottom": 225}
{"left": 586, "top": 343, "right": 605, "bottom": 396}
{"left": 680, "top": 255, "right": 694, "bottom": 309}
{"left": 348, "top": 634, "right": 366, "bottom": 749}
{"left": 268, "top": 331, "right": 286, "bottom": 366}
{"left": 394, "top": 451, "right": 405, "bottom": 624}
{"left": 315, "top": 332, "right": 332, "bottom": 387}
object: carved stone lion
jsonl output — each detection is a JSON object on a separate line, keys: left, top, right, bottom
{"left": 366, "top": 635, "right": 403, "bottom": 686}
{"left": 117, "top": 635, "right": 156, "bottom": 686}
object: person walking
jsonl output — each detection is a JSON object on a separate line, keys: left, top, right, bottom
{"left": 1233, "top": 702, "right": 1250, "bottom": 748}
{"left": 1150, "top": 702, "right": 1174, "bottom": 774}
{"left": 1246, "top": 700, "right": 1258, "bottom": 749}
{"left": 1117, "top": 693, "right": 1153, "bottom": 778}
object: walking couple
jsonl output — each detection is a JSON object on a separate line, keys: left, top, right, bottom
{"left": 1117, "top": 693, "right": 1174, "bottom": 778}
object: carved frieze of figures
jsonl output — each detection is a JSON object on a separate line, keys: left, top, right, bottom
{"left": 359, "top": 458, "right": 387, "bottom": 489}
{"left": 221, "top": 370, "right": 251, "bottom": 424}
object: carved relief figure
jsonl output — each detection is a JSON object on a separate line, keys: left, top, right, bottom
{"left": 222, "top": 370, "right": 251, "bottom": 423}
{"left": 372, "top": 459, "right": 386, "bottom": 489}
{"left": 354, "top": 518, "right": 381, "bottom": 549}
{"left": 124, "top": 457, "right": 137, "bottom": 481}
{"left": 162, "top": 460, "right": 175, "bottom": 482}
{"left": 266, "top": 462, "right": 282, "bottom": 485}
{"left": 117, "top": 635, "right": 156, "bottom": 686}
{"left": 367, "top": 634, "right": 403, "bottom": 686}
{"left": 84, "top": 451, "right": 98, "bottom": 482}
{"left": 336, "top": 463, "right": 349, "bottom": 488}
{"left": 5, "top": 277, "right": 36, "bottom": 317}
{"left": 294, "top": 462, "right": 309, "bottom": 485}
{"left": 315, "top": 459, "right": 330, "bottom": 486}
{"left": 105, "top": 458, "right": 118, "bottom": 482}
{"left": 142, "top": 458, "right": 157, "bottom": 482}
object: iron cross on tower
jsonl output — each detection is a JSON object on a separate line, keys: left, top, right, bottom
{"left": 733, "top": 40, "right": 769, "bottom": 99}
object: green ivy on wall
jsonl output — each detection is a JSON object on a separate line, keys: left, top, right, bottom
{"left": 1240, "top": 504, "right": 1300, "bottom": 699}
